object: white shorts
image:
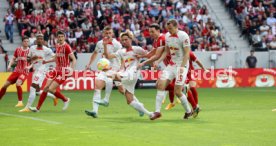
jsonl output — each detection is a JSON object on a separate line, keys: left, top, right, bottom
{"left": 160, "top": 62, "right": 189, "bottom": 86}
{"left": 32, "top": 70, "right": 46, "bottom": 87}
{"left": 118, "top": 69, "right": 140, "bottom": 94}
{"left": 96, "top": 70, "right": 122, "bottom": 87}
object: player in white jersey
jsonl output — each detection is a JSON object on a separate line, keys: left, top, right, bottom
{"left": 86, "top": 31, "right": 153, "bottom": 118}
{"left": 84, "top": 26, "right": 124, "bottom": 118}
{"left": 19, "top": 34, "right": 57, "bottom": 112}
{"left": 150, "top": 19, "right": 193, "bottom": 120}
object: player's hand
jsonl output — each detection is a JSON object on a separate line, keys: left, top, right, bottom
{"left": 7, "top": 66, "right": 11, "bottom": 72}
{"left": 153, "top": 61, "right": 158, "bottom": 69}
{"left": 204, "top": 69, "right": 210, "bottom": 73}
{"left": 26, "top": 65, "right": 33, "bottom": 70}
{"left": 137, "top": 63, "right": 144, "bottom": 70}
{"left": 135, "top": 54, "right": 145, "bottom": 59}
{"left": 42, "top": 60, "right": 47, "bottom": 64}
{"left": 85, "top": 65, "right": 90, "bottom": 70}
{"left": 103, "top": 37, "right": 112, "bottom": 46}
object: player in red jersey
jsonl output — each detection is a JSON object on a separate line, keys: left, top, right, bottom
{"left": 0, "top": 37, "right": 30, "bottom": 107}
{"left": 166, "top": 52, "right": 208, "bottom": 117}
{"left": 137, "top": 23, "right": 180, "bottom": 110}
{"left": 29, "top": 31, "right": 76, "bottom": 112}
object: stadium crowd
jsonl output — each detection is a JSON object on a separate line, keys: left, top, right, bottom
{"left": 224, "top": 0, "right": 276, "bottom": 51}
{"left": 5, "top": 0, "right": 228, "bottom": 53}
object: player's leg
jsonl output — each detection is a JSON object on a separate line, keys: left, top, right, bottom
{"left": 48, "top": 81, "right": 70, "bottom": 110}
{"left": 165, "top": 81, "right": 176, "bottom": 110}
{"left": 19, "top": 83, "right": 39, "bottom": 112}
{"left": 175, "top": 67, "right": 193, "bottom": 119}
{"left": 0, "top": 81, "right": 12, "bottom": 100}
{"left": 0, "top": 72, "right": 19, "bottom": 100}
{"left": 14, "top": 73, "right": 28, "bottom": 107}
{"left": 125, "top": 90, "right": 152, "bottom": 117}
{"left": 189, "top": 81, "right": 198, "bottom": 106}
{"left": 85, "top": 79, "right": 105, "bottom": 118}
{"left": 29, "top": 79, "right": 54, "bottom": 112}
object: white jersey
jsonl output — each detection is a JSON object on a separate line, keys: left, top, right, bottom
{"left": 115, "top": 46, "right": 147, "bottom": 70}
{"left": 165, "top": 30, "right": 190, "bottom": 66}
{"left": 95, "top": 39, "right": 122, "bottom": 70}
{"left": 28, "top": 45, "right": 54, "bottom": 71}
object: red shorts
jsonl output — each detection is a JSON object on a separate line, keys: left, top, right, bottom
{"left": 7, "top": 72, "right": 28, "bottom": 85}
{"left": 46, "top": 70, "right": 69, "bottom": 85}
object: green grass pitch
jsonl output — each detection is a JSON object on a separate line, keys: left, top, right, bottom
{"left": 0, "top": 88, "right": 276, "bottom": 146}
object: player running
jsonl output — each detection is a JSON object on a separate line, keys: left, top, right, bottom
{"left": 29, "top": 31, "right": 76, "bottom": 112}
{"left": 86, "top": 31, "right": 152, "bottom": 118}
{"left": 0, "top": 37, "right": 30, "bottom": 107}
{"left": 19, "top": 34, "right": 58, "bottom": 112}
{"left": 84, "top": 26, "right": 124, "bottom": 118}
{"left": 150, "top": 19, "right": 193, "bottom": 120}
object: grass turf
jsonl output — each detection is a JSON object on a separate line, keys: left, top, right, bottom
{"left": 0, "top": 88, "right": 276, "bottom": 146}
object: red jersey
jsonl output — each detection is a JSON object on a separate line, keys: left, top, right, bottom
{"left": 13, "top": 47, "right": 30, "bottom": 74}
{"left": 189, "top": 52, "right": 197, "bottom": 71}
{"left": 152, "top": 34, "right": 172, "bottom": 66}
{"left": 55, "top": 43, "right": 73, "bottom": 72}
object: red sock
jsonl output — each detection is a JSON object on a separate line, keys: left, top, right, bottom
{"left": 0, "top": 87, "right": 7, "bottom": 100}
{"left": 166, "top": 83, "right": 175, "bottom": 103}
{"left": 187, "top": 90, "right": 197, "bottom": 109}
{"left": 16, "top": 86, "right": 23, "bottom": 101}
{"left": 54, "top": 91, "right": 68, "bottom": 102}
{"left": 190, "top": 87, "right": 198, "bottom": 104}
{"left": 37, "top": 91, "right": 48, "bottom": 110}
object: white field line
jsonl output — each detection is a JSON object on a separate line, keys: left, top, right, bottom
{"left": 236, "top": 89, "right": 276, "bottom": 93}
{"left": 0, "top": 112, "right": 62, "bottom": 125}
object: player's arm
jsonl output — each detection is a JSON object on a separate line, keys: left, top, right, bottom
{"left": 85, "top": 51, "right": 98, "bottom": 70}
{"left": 103, "top": 41, "right": 117, "bottom": 59}
{"left": 181, "top": 46, "right": 190, "bottom": 68}
{"left": 155, "top": 46, "right": 168, "bottom": 65}
{"left": 69, "top": 53, "right": 77, "bottom": 70}
{"left": 119, "top": 58, "right": 125, "bottom": 71}
{"left": 43, "top": 55, "right": 56, "bottom": 64}
{"left": 7, "top": 57, "right": 16, "bottom": 71}
{"left": 195, "top": 59, "right": 209, "bottom": 72}
{"left": 136, "top": 48, "right": 155, "bottom": 59}
{"left": 139, "top": 47, "right": 164, "bottom": 67}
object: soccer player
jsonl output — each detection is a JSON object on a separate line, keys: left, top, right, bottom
{"left": 29, "top": 31, "right": 76, "bottom": 112}
{"left": 165, "top": 52, "right": 208, "bottom": 117}
{"left": 136, "top": 23, "right": 180, "bottom": 110}
{"left": 19, "top": 34, "right": 58, "bottom": 112}
{"left": 0, "top": 37, "right": 30, "bottom": 107}
{"left": 150, "top": 19, "right": 193, "bottom": 120}
{"left": 84, "top": 26, "right": 124, "bottom": 118}
{"left": 86, "top": 31, "right": 152, "bottom": 118}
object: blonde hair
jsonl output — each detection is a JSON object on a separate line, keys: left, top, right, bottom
{"left": 120, "top": 30, "right": 134, "bottom": 40}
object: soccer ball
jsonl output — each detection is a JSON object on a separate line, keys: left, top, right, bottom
{"left": 97, "top": 58, "right": 110, "bottom": 71}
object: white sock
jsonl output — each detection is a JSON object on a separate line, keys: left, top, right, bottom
{"left": 103, "top": 78, "right": 113, "bottom": 102}
{"left": 130, "top": 100, "right": 151, "bottom": 116}
{"left": 93, "top": 89, "right": 101, "bottom": 114}
{"left": 155, "top": 90, "right": 166, "bottom": 112}
{"left": 37, "top": 90, "right": 55, "bottom": 98}
{"left": 179, "top": 94, "right": 192, "bottom": 113}
{"left": 26, "top": 87, "right": 36, "bottom": 108}
{"left": 133, "top": 95, "right": 140, "bottom": 103}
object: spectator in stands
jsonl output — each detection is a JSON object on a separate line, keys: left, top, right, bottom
{"left": 269, "top": 37, "right": 276, "bottom": 50}
{"left": 4, "top": 9, "right": 14, "bottom": 43}
{"left": 246, "top": 50, "right": 257, "bottom": 68}
{"left": 252, "top": 30, "right": 262, "bottom": 47}
{"left": 81, "top": 19, "right": 92, "bottom": 38}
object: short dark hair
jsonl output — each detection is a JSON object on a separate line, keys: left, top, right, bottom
{"left": 22, "top": 36, "right": 29, "bottom": 41}
{"left": 250, "top": 50, "right": 255, "bottom": 53}
{"left": 149, "top": 23, "right": 160, "bottom": 30}
{"left": 57, "top": 31, "right": 65, "bottom": 36}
